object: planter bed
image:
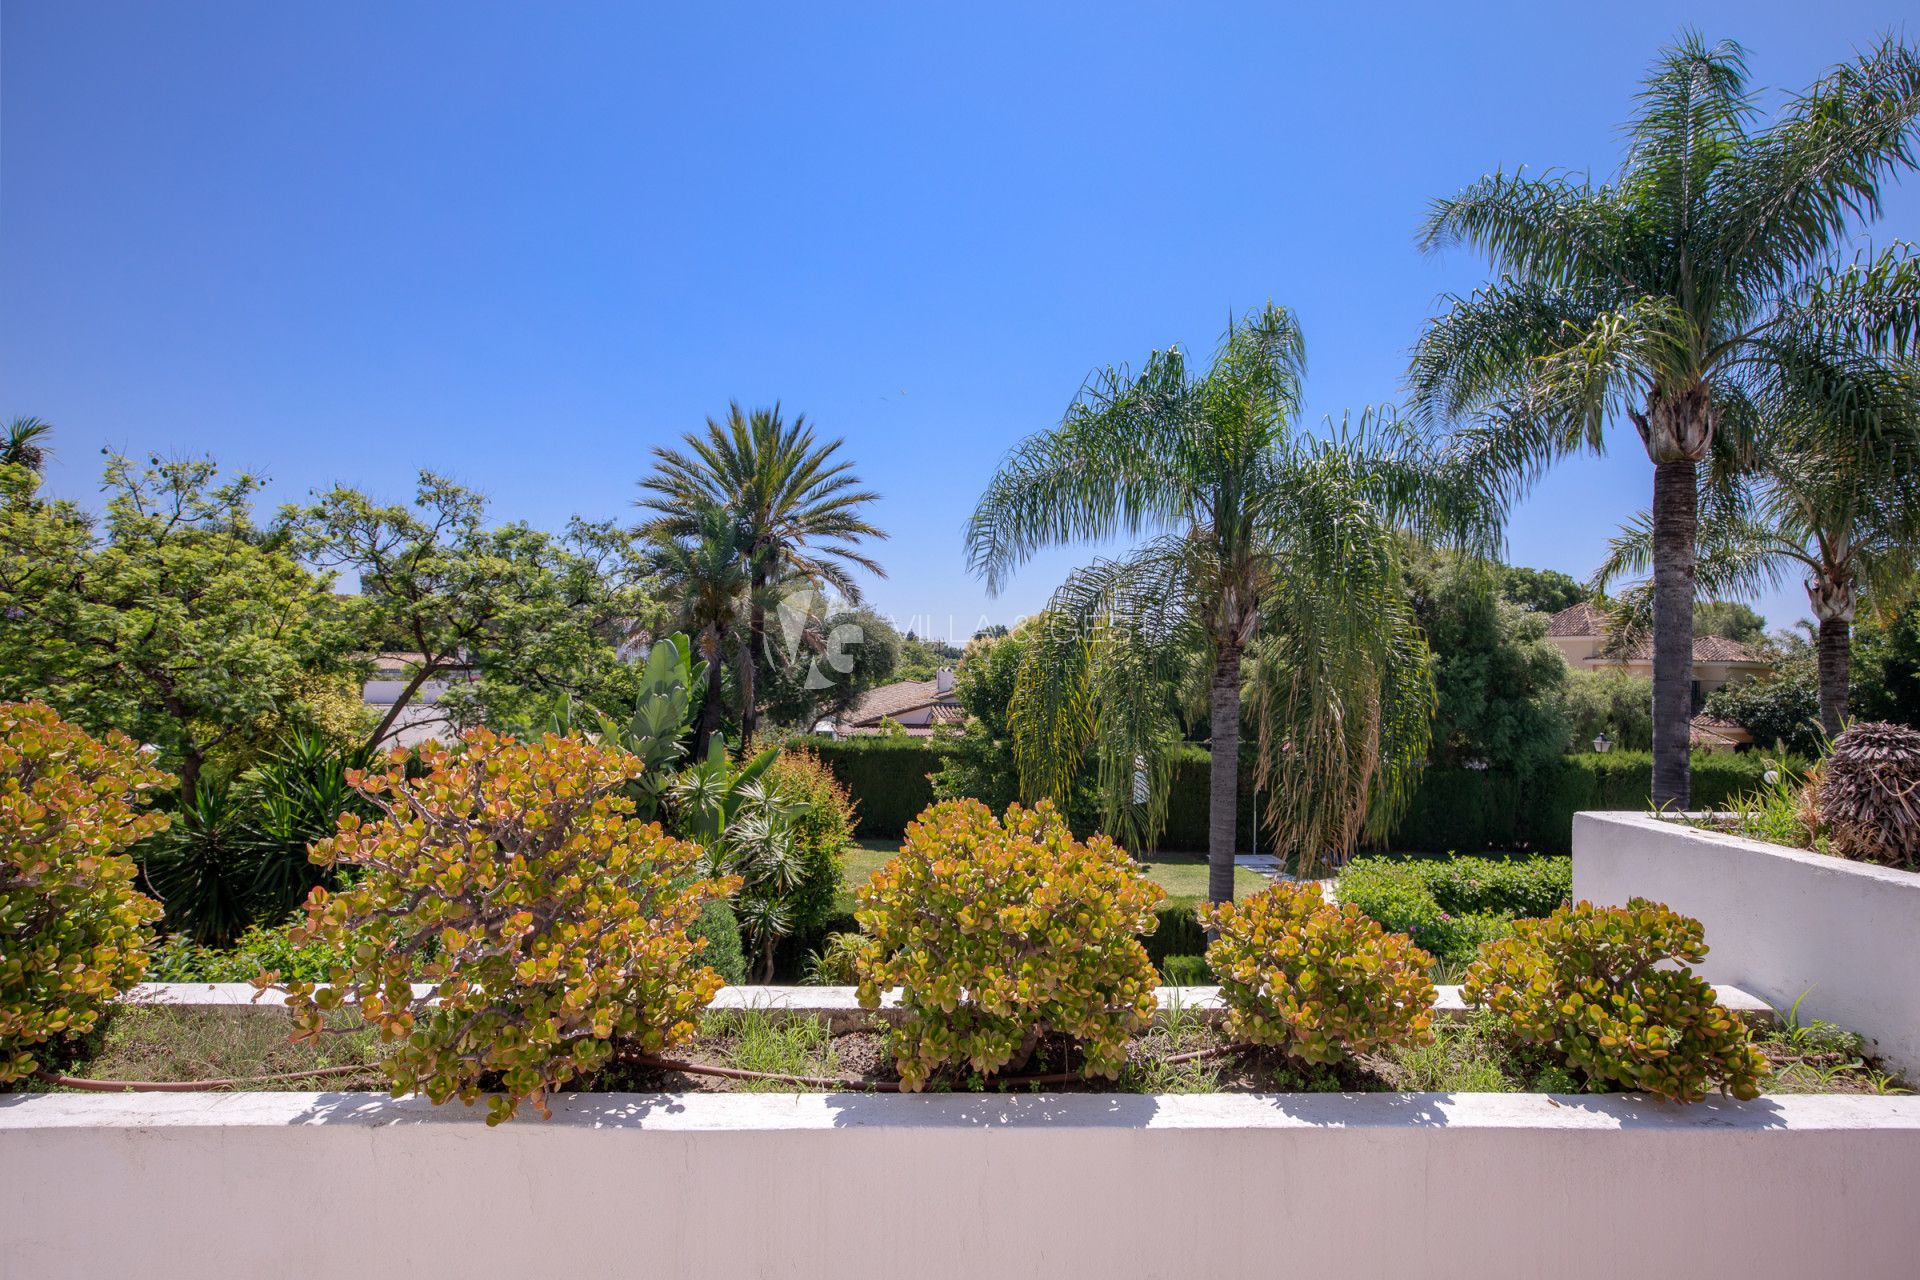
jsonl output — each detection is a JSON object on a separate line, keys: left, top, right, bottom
{"left": 19, "top": 981, "right": 1897, "bottom": 1101}
{"left": 1574, "top": 810, "right": 1920, "bottom": 1076}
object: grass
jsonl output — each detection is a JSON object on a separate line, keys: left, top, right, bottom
{"left": 700, "top": 1010, "right": 841, "bottom": 1091}
{"left": 55, "top": 1005, "right": 387, "bottom": 1089}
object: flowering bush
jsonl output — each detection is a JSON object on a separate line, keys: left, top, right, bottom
{"left": 1202, "top": 882, "right": 1436, "bottom": 1063}
{"left": 853, "top": 799, "right": 1164, "bottom": 1090}
{"left": 1, "top": 702, "right": 167, "bottom": 1082}
{"left": 277, "top": 730, "right": 737, "bottom": 1123}
{"left": 1462, "top": 898, "right": 1767, "bottom": 1102}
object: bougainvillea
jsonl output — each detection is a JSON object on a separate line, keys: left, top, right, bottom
{"left": 1462, "top": 898, "right": 1767, "bottom": 1102}
{"left": 1201, "top": 881, "right": 1436, "bottom": 1064}
{"left": 852, "top": 798, "right": 1164, "bottom": 1090}
{"left": 275, "top": 729, "right": 737, "bottom": 1123}
{"left": 1, "top": 702, "right": 167, "bottom": 1083}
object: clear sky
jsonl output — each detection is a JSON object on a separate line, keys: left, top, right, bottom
{"left": 5, "top": 2, "right": 1915, "bottom": 642}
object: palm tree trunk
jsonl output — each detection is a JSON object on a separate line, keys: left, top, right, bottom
{"left": 743, "top": 569, "right": 767, "bottom": 744}
{"left": 1817, "top": 616, "right": 1851, "bottom": 739}
{"left": 694, "top": 628, "right": 726, "bottom": 759}
{"left": 1650, "top": 459, "right": 1696, "bottom": 811}
{"left": 1207, "top": 643, "right": 1242, "bottom": 905}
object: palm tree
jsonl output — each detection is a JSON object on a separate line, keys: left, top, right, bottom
{"left": 967, "top": 303, "right": 1494, "bottom": 900}
{"left": 647, "top": 506, "right": 755, "bottom": 759}
{"left": 1598, "top": 361, "right": 1920, "bottom": 736}
{"left": 1, "top": 417, "right": 52, "bottom": 472}
{"left": 637, "top": 404, "right": 886, "bottom": 744}
{"left": 1410, "top": 33, "right": 1920, "bottom": 808}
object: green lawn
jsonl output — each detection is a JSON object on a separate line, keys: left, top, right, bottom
{"left": 841, "top": 839, "right": 1269, "bottom": 903}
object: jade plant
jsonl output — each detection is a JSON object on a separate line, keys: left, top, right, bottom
{"left": 1202, "top": 881, "right": 1436, "bottom": 1064}
{"left": 852, "top": 798, "right": 1164, "bottom": 1090}
{"left": 275, "top": 729, "right": 737, "bottom": 1123}
{"left": 0, "top": 702, "right": 168, "bottom": 1083}
{"left": 1462, "top": 898, "right": 1767, "bottom": 1102}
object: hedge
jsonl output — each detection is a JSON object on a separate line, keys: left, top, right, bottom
{"left": 797, "top": 737, "right": 948, "bottom": 839}
{"left": 796, "top": 737, "right": 1783, "bottom": 856}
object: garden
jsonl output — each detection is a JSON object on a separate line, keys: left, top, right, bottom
{"left": 6, "top": 27, "right": 1920, "bottom": 1279}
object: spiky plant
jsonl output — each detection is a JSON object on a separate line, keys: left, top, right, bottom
{"left": 1411, "top": 33, "right": 1920, "bottom": 808}
{"left": 1816, "top": 720, "right": 1920, "bottom": 868}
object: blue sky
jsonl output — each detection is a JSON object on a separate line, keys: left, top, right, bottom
{"left": 4, "top": 2, "right": 1915, "bottom": 642}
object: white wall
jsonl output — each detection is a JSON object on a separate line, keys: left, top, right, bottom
{"left": 1574, "top": 810, "right": 1920, "bottom": 1075}
{"left": 4, "top": 1090, "right": 1919, "bottom": 1280}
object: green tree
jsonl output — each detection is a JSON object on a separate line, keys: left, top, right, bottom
{"left": 967, "top": 304, "right": 1494, "bottom": 896}
{"left": 289, "top": 473, "right": 656, "bottom": 753}
{"left": 757, "top": 602, "right": 901, "bottom": 730}
{"left": 636, "top": 403, "right": 887, "bottom": 744}
{"left": 1496, "top": 564, "right": 1587, "bottom": 615}
{"left": 1559, "top": 669, "right": 1656, "bottom": 753}
{"left": 1405, "top": 551, "right": 1571, "bottom": 776}
{"left": 1693, "top": 600, "right": 1768, "bottom": 644}
{"left": 0, "top": 454, "right": 349, "bottom": 803}
{"left": 647, "top": 506, "right": 754, "bottom": 759}
{"left": 1, "top": 417, "right": 52, "bottom": 472}
{"left": 1412, "top": 33, "right": 1920, "bottom": 808}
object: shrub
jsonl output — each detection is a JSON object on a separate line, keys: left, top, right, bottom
{"left": 0, "top": 703, "right": 168, "bottom": 1083}
{"left": 766, "top": 748, "right": 855, "bottom": 943}
{"left": 1462, "top": 898, "right": 1767, "bottom": 1102}
{"left": 852, "top": 798, "right": 1164, "bottom": 1089}
{"left": 278, "top": 730, "right": 737, "bottom": 1123}
{"left": 1159, "top": 954, "right": 1212, "bottom": 986}
{"left": 1201, "top": 882, "right": 1436, "bottom": 1064}
{"left": 148, "top": 915, "right": 348, "bottom": 984}
{"left": 1337, "top": 854, "right": 1566, "bottom": 965}
{"left": 691, "top": 900, "right": 748, "bottom": 987}
{"left": 802, "top": 931, "right": 865, "bottom": 985}
{"left": 1816, "top": 721, "right": 1920, "bottom": 869}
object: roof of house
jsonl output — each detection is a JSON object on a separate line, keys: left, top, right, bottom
{"left": 840, "top": 677, "right": 959, "bottom": 727}
{"left": 1690, "top": 713, "right": 1754, "bottom": 747}
{"left": 1544, "top": 603, "right": 1766, "bottom": 665}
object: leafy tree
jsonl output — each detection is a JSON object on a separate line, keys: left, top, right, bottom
{"left": 636, "top": 403, "right": 886, "bottom": 743}
{"left": 288, "top": 472, "right": 656, "bottom": 754}
{"left": 757, "top": 602, "right": 901, "bottom": 730}
{"left": 1693, "top": 600, "right": 1768, "bottom": 644}
{"left": 1853, "top": 601, "right": 1920, "bottom": 727}
{"left": 0, "top": 454, "right": 350, "bottom": 802}
{"left": 1412, "top": 33, "right": 1920, "bottom": 808}
{"left": 1496, "top": 564, "right": 1587, "bottom": 615}
{"left": 647, "top": 506, "right": 753, "bottom": 758}
{"left": 895, "top": 630, "right": 963, "bottom": 682}
{"left": 1559, "top": 669, "right": 1656, "bottom": 752}
{"left": 1404, "top": 551, "right": 1571, "bottom": 776}
{"left": 967, "top": 304, "right": 1495, "bottom": 893}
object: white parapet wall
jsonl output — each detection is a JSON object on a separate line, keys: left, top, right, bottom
{"left": 1574, "top": 810, "right": 1920, "bottom": 1075}
{"left": 3, "top": 1089, "right": 1919, "bottom": 1279}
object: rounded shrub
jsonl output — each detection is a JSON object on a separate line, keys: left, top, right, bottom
{"left": 279, "top": 730, "right": 738, "bottom": 1123}
{"left": 1201, "top": 881, "right": 1437, "bottom": 1064}
{"left": 1462, "top": 898, "right": 1767, "bottom": 1102}
{"left": 1, "top": 703, "right": 168, "bottom": 1083}
{"left": 691, "top": 899, "right": 748, "bottom": 987}
{"left": 1816, "top": 721, "right": 1920, "bottom": 869}
{"left": 853, "top": 798, "right": 1164, "bottom": 1090}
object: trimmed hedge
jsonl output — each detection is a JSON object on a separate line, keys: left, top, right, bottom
{"left": 800, "top": 736, "right": 1782, "bottom": 856}
{"left": 1386, "top": 751, "right": 1783, "bottom": 855}
{"left": 1337, "top": 854, "right": 1572, "bottom": 966}
{"left": 1144, "top": 899, "right": 1209, "bottom": 967}
{"left": 797, "top": 738, "right": 948, "bottom": 839}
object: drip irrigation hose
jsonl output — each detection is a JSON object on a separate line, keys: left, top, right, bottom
{"left": 36, "top": 1063, "right": 377, "bottom": 1093}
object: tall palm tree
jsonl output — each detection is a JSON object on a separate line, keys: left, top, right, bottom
{"left": 1, "top": 417, "right": 52, "bottom": 472}
{"left": 967, "top": 304, "right": 1494, "bottom": 900}
{"left": 637, "top": 403, "right": 886, "bottom": 743}
{"left": 1410, "top": 33, "right": 1920, "bottom": 808}
{"left": 647, "top": 506, "right": 755, "bottom": 759}
{"left": 1598, "top": 361, "right": 1920, "bottom": 736}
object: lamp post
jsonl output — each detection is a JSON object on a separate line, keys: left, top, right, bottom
{"left": 1593, "top": 732, "right": 1611, "bottom": 754}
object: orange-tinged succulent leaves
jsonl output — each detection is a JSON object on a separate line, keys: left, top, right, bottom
{"left": 276, "top": 729, "right": 736, "bottom": 1124}
{"left": 1201, "top": 881, "right": 1436, "bottom": 1064}
{"left": 0, "top": 702, "right": 168, "bottom": 1082}
{"left": 1462, "top": 898, "right": 1767, "bottom": 1102}
{"left": 852, "top": 798, "right": 1164, "bottom": 1090}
